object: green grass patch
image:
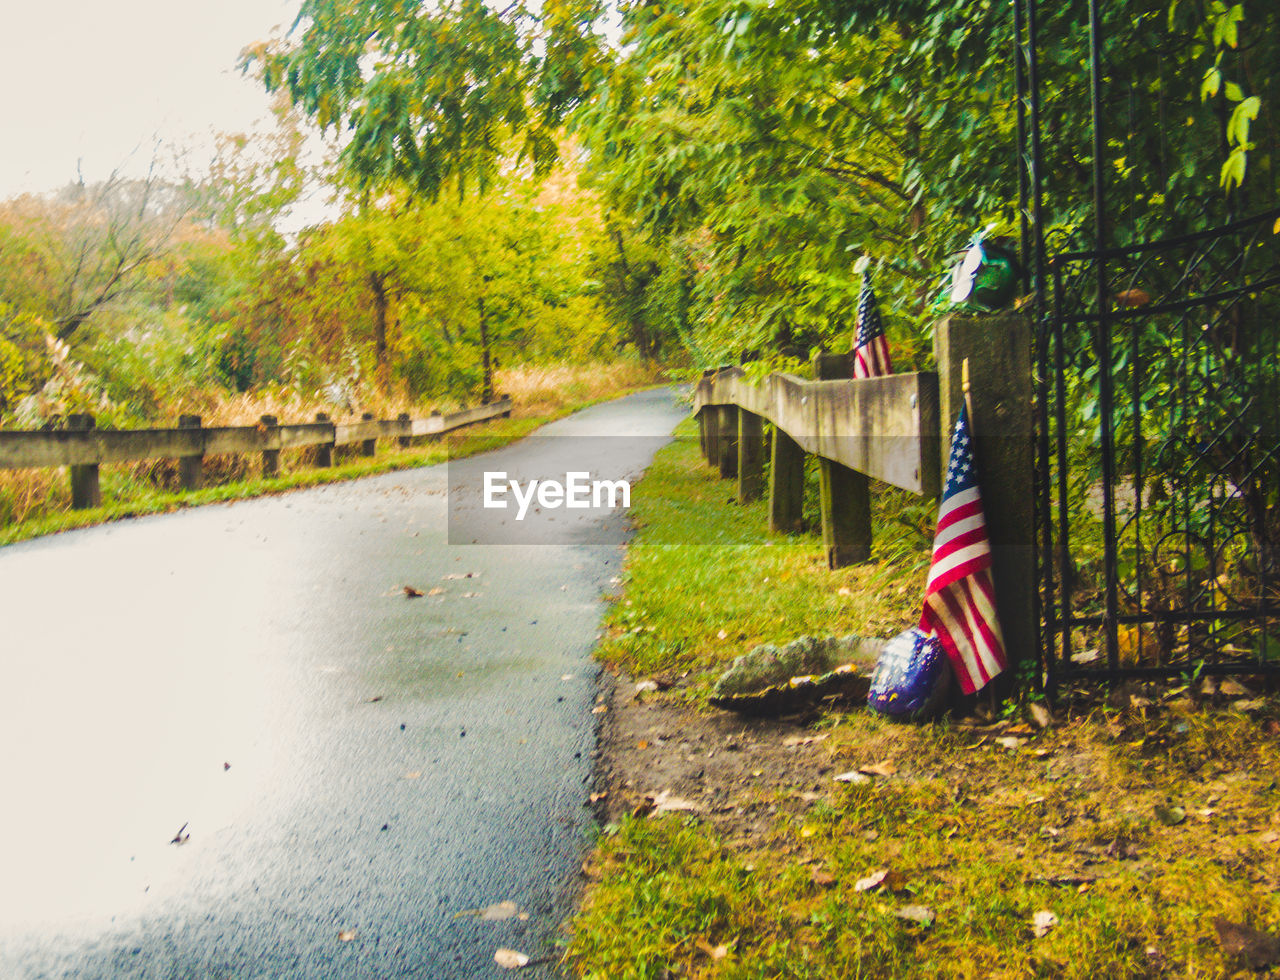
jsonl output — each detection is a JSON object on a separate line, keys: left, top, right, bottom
{"left": 596, "top": 420, "right": 929, "bottom": 691}
{"left": 571, "top": 422, "right": 1280, "bottom": 978}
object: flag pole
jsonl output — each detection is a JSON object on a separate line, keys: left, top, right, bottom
{"left": 963, "top": 356, "right": 1000, "bottom": 713}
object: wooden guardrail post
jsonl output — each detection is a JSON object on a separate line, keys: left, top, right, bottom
{"left": 67, "top": 413, "right": 100, "bottom": 509}
{"left": 700, "top": 408, "right": 719, "bottom": 466}
{"left": 819, "top": 463, "right": 871, "bottom": 567}
{"left": 737, "top": 411, "right": 766, "bottom": 503}
{"left": 260, "top": 415, "right": 279, "bottom": 477}
{"left": 361, "top": 412, "right": 376, "bottom": 457}
{"left": 314, "top": 413, "right": 333, "bottom": 468}
{"left": 768, "top": 427, "right": 805, "bottom": 533}
{"left": 398, "top": 412, "right": 411, "bottom": 449}
{"left": 178, "top": 414, "right": 203, "bottom": 491}
{"left": 934, "top": 314, "right": 1034, "bottom": 672}
{"left": 715, "top": 406, "right": 738, "bottom": 478}
{"left": 812, "top": 353, "right": 872, "bottom": 568}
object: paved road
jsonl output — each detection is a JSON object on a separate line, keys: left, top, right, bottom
{"left": 0, "top": 388, "right": 686, "bottom": 979}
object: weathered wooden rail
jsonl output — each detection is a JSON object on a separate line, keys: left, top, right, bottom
{"left": 0, "top": 397, "right": 513, "bottom": 509}
{"left": 694, "top": 314, "right": 1036, "bottom": 667}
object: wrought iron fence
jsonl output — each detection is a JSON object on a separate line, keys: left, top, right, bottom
{"left": 1015, "top": 0, "right": 1280, "bottom": 688}
{"left": 1039, "top": 207, "right": 1280, "bottom": 687}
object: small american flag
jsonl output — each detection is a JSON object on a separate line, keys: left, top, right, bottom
{"left": 853, "top": 271, "right": 893, "bottom": 379}
{"left": 919, "top": 404, "right": 1007, "bottom": 694}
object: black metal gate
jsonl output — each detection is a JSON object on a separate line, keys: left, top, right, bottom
{"left": 1015, "top": 0, "right": 1280, "bottom": 689}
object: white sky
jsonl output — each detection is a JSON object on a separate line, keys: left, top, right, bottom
{"left": 1, "top": 0, "right": 302, "bottom": 198}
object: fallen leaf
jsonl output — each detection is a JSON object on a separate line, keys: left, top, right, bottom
{"left": 1028, "top": 703, "right": 1054, "bottom": 728}
{"left": 811, "top": 868, "right": 836, "bottom": 887}
{"left": 588, "top": 791, "right": 608, "bottom": 804}
{"left": 637, "top": 740, "right": 649, "bottom": 750}
{"left": 695, "top": 938, "right": 729, "bottom": 961}
{"left": 717, "top": 629, "right": 728, "bottom": 640}
{"left": 1233, "top": 699, "right": 1268, "bottom": 713}
{"left": 859, "top": 760, "right": 898, "bottom": 777}
{"left": 364, "top": 695, "right": 384, "bottom": 703}
{"left": 169, "top": 822, "right": 190, "bottom": 846}
{"left": 494, "top": 948, "right": 530, "bottom": 969}
{"left": 427, "top": 587, "right": 445, "bottom": 596}
{"left": 338, "top": 929, "right": 357, "bottom": 942}
{"left": 635, "top": 680, "right": 659, "bottom": 692}
{"left": 403, "top": 585, "right": 423, "bottom": 598}
{"left": 1032, "top": 910, "right": 1059, "bottom": 938}
{"left": 896, "top": 905, "right": 935, "bottom": 927}
{"left": 462, "top": 592, "right": 480, "bottom": 598}
{"left": 1213, "top": 917, "right": 1280, "bottom": 969}
{"left": 1219, "top": 679, "right": 1249, "bottom": 697}
{"left": 783, "top": 734, "right": 829, "bottom": 748}
{"left": 403, "top": 771, "right": 421, "bottom": 779}
{"left": 1105, "top": 838, "right": 1142, "bottom": 860}
{"left": 837, "top": 586, "right": 854, "bottom": 596}
{"left": 854, "top": 868, "right": 907, "bottom": 893}
{"left": 592, "top": 704, "right": 609, "bottom": 715}
{"left": 834, "top": 770, "right": 871, "bottom": 785}
{"left": 480, "top": 901, "right": 520, "bottom": 921}
{"left": 651, "top": 790, "right": 700, "bottom": 815}
{"left": 1154, "top": 804, "right": 1186, "bottom": 826}
{"left": 995, "top": 736, "right": 1027, "bottom": 750}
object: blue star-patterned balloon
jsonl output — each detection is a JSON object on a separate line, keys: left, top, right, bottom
{"left": 867, "top": 628, "right": 951, "bottom": 720}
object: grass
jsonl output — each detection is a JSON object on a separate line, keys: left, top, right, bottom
{"left": 594, "top": 420, "right": 931, "bottom": 692}
{"left": 0, "top": 359, "right": 667, "bottom": 546}
{"left": 570, "top": 419, "right": 1280, "bottom": 978}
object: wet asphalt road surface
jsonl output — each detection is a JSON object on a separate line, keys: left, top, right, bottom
{"left": 0, "top": 387, "right": 686, "bottom": 979}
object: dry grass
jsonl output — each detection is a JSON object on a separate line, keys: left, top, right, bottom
{"left": 0, "top": 359, "right": 666, "bottom": 538}
{"left": 497, "top": 360, "right": 668, "bottom": 418}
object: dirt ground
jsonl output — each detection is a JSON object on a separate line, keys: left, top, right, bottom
{"left": 590, "top": 669, "right": 857, "bottom": 841}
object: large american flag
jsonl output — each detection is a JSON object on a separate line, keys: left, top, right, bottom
{"left": 919, "top": 403, "right": 1007, "bottom": 693}
{"left": 853, "top": 271, "right": 893, "bottom": 379}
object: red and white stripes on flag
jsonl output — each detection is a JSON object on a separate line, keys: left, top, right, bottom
{"left": 918, "top": 403, "right": 1007, "bottom": 693}
{"left": 853, "top": 271, "right": 893, "bottom": 379}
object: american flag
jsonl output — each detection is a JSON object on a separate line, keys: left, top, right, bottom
{"left": 919, "top": 403, "right": 1007, "bottom": 694}
{"left": 853, "top": 271, "right": 893, "bottom": 378}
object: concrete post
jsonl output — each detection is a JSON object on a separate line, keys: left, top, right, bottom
{"left": 933, "top": 314, "right": 1035, "bottom": 675}
{"left": 67, "top": 413, "right": 100, "bottom": 510}
{"left": 178, "top": 414, "right": 203, "bottom": 491}
{"left": 361, "top": 412, "right": 376, "bottom": 457}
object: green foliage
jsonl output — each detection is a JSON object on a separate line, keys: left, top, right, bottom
{"left": 244, "top": 0, "right": 607, "bottom": 200}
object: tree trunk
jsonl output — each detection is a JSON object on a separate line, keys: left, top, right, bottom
{"left": 370, "top": 271, "right": 390, "bottom": 387}
{"left": 478, "top": 297, "right": 494, "bottom": 403}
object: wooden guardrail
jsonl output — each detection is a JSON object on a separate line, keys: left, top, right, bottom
{"left": 0, "top": 396, "right": 513, "bottom": 510}
{"left": 693, "top": 314, "right": 1036, "bottom": 668}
